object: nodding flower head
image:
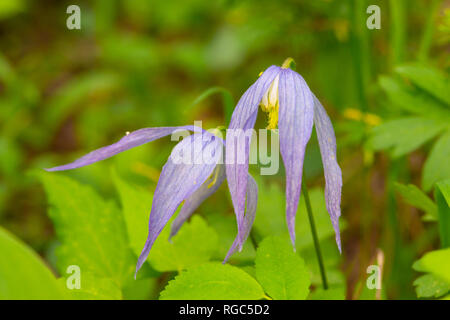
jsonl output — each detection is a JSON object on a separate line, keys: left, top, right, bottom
{"left": 226, "top": 58, "right": 343, "bottom": 253}
{"left": 46, "top": 125, "right": 259, "bottom": 278}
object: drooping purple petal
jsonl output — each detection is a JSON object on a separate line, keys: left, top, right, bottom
{"left": 313, "top": 95, "right": 342, "bottom": 253}
{"left": 226, "top": 65, "right": 281, "bottom": 248}
{"left": 135, "top": 132, "right": 223, "bottom": 277}
{"left": 223, "top": 174, "right": 258, "bottom": 263}
{"left": 278, "top": 69, "right": 314, "bottom": 249}
{"left": 169, "top": 164, "right": 226, "bottom": 238}
{"left": 45, "top": 126, "right": 203, "bottom": 171}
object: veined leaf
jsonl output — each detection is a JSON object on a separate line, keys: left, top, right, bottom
{"left": 395, "top": 64, "right": 450, "bottom": 105}
{"left": 255, "top": 236, "right": 310, "bottom": 300}
{"left": 39, "top": 173, "right": 135, "bottom": 288}
{"left": 423, "top": 131, "right": 450, "bottom": 191}
{"left": 368, "top": 117, "right": 446, "bottom": 158}
{"left": 0, "top": 226, "right": 65, "bottom": 299}
{"left": 160, "top": 263, "right": 264, "bottom": 300}
{"left": 379, "top": 76, "right": 450, "bottom": 120}
{"left": 394, "top": 182, "right": 437, "bottom": 221}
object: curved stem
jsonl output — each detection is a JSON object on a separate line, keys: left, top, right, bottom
{"left": 302, "top": 182, "right": 328, "bottom": 290}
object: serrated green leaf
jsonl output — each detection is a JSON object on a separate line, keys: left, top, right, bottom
{"left": 160, "top": 263, "right": 265, "bottom": 300}
{"left": 423, "top": 132, "right": 450, "bottom": 191}
{"left": 113, "top": 170, "right": 152, "bottom": 257}
{"left": 394, "top": 182, "right": 437, "bottom": 221}
{"left": 395, "top": 64, "right": 450, "bottom": 105}
{"left": 149, "top": 215, "right": 218, "bottom": 272}
{"left": 413, "top": 249, "right": 450, "bottom": 283}
{"left": 413, "top": 274, "right": 450, "bottom": 298}
{"left": 0, "top": 226, "right": 65, "bottom": 299}
{"left": 379, "top": 76, "right": 450, "bottom": 120}
{"left": 368, "top": 117, "right": 446, "bottom": 158}
{"left": 39, "top": 173, "right": 135, "bottom": 287}
{"left": 435, "top": 181, "right": 450, "bottom": 248}
{"left": 255, "top": 236, "right": 310, "bottom": 300}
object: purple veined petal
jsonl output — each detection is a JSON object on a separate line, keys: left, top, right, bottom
{"left": 313, "top": 94, "right": 343, "bottom": 253}
{"left": 278, "top": 69, "right": 314, "bottom": 249}
{"left": 45, "top": 125, "right": 204, "bottom": 171}
{"left": 169, "top": 163, "right": 226, "bottom": 239}
{"left": 226, "top": 65, "right": 281, "bottom": 248}
{"left": 223, "top": 174, "right": 258, "bottom": 263}
{"left": 135, "top": 132, "right": 223, "bottom": 277}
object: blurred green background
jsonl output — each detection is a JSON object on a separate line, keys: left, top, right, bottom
{"left": 0, "top": 0, "right": 449, "bottom": 299}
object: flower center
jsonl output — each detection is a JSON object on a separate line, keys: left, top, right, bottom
{"left": 260, "top": 75, "right": 280, "bottom": 130}
{"left": 259, "top": 58, "right": 295, "bottom": 130}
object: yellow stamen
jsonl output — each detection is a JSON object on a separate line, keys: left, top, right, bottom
{"left": 207, "top": 167, "right": 220, "bottom": 188}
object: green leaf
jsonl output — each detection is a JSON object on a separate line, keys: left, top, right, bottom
{"left": 113, "top": 170, "right": 152, "bottom": 257}
{"left": 159, "top": 263, "right": 265, "bottom": 300}
{"left": 423, "top": 131, "right": 450, "bottom": 191}
{"left": 39, "top": 172, "right": 135, "bottom": 287}
{"left": 255, "top": 236, "right": 310, "bottom": 300}
{"left": 149, "top": 215, "right": 218, "bottom": 272}
{"left": 206, "top": 212, "right": 256, "bottom": 262}
{"left": 368, "top": 117, "right": 446, "bottom": 158}
{"left": 379, "top": 76, "right": 450, "bottom": 120}
{"left": 308, "top": 287, "right": 345, "bottom": 300}
{"left": 0, "top": 226, "right": 65, "bottom": 299}
{"left": 413, "top": 249, "right": 450, "bottom": 283}
{"left": 395, "top": 64, "right": 450, "bottom": 105}
{"left": 114, "top": 170, "right": 218, "bottom": 272}
{"left": 60, "top": 272, "right": 122, "bottom": 300}
{"left": 436, "top": 180, "right": 450, "bottom": 206}
{"left": 435, "top": 181, "right": 450, "bottom": 248}
{"left": 394, "top": 182, "right": 437, "bottom": 221}
{"left": 413, "top": 274, "right": 450, "bottom": 298}
{"left": 253, "top": 181, "right": 343, "bottom": 251}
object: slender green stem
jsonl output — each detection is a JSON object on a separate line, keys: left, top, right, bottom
{"left": 302, "top": 182, "right": 328, "bottom": 290}
{"left": 418, "top": 0, "right": 441, "bottom": 62}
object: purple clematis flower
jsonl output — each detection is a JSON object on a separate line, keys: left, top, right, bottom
{"left": 225, "top": 58, "right": 343, "bottom": 253}
{"left": 46, "top": 125, "right": 259, "bottom": 277}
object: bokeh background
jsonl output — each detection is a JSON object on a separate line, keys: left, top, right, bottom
{"left": 0, "top": 0, "right": 449, "bottom": 299}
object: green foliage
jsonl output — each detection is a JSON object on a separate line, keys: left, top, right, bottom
{"left": 0, "top": 226, "right": 64, "bottom": 299}
{"left": 413, "top": 274, "right": 450, "bottom": 299}
{"left": 255, "top": 236, "right": 310, "bottom": 300}
{"left": 39, "top": 172, "right": 136, "bottom": 288}
{"left": 395, "top": 182, "right": 437, "bottom": 221}
{"left": 159, "top": 263, "right": 265, "bottom": 300}
{"left": 367, "top": 117, "right": 446, "bottom": 158}
{"left": 60, "top": 272, "right": 122, "bottom": 300}
{"left": 149, "top": 216, "right": 218, "bottom": 272}
{"left": 435, "top": 180, "right": 450, "bottom": 248}
{"left": 413, "top": 249, "right": 450, "bottom": 299}
{"left": 423, "top": 133, "right": 450, "bottom": 191}
{"left": 113, "top": 170, "right": 152, "bottom": 257}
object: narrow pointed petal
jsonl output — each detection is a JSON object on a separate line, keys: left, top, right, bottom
{"left": 45, "top": 126, "right": 203, "bottom": 171}
{"left": 226, "top": 65, "right": 281, "bottom": 247}
{"left": 223, "top": 174, "right": 258, "bottom": 263}
{"left": 135, "top": 133, "right": 223, "bottom": 276}
{"left": 169, "top": 164, "right": 226, "bottom": 238}
{"left": 278, "top": 69, "right": 314, "bottom": 248}
{"left": 313, "top": 95, "right": 343, "bottom": 252}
